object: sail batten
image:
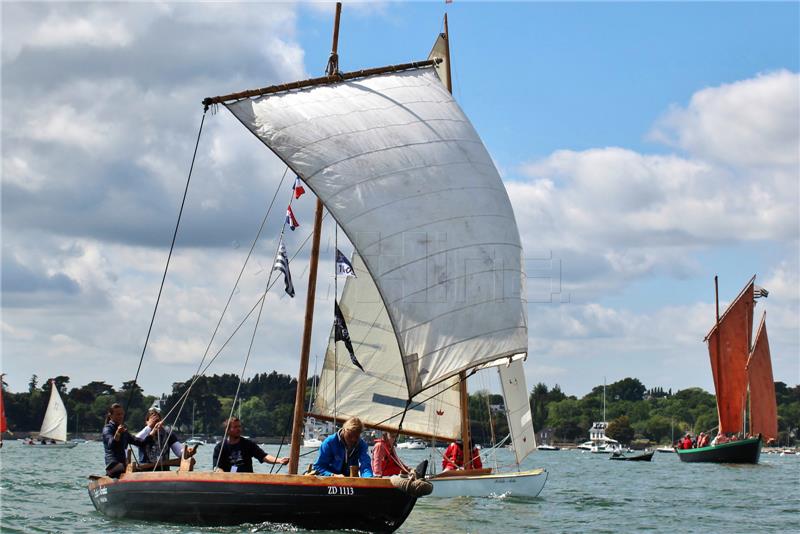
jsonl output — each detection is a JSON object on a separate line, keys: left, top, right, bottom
{"left": 227, "top": 67, "right": 527, "bottom": 396}
{"left": 747, "top": 313, "right": 778, "bottom": 441}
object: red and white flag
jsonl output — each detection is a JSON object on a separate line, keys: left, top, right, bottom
{"left": 286, "top": 205, "right": 300, "bottom": 231}
{"left": 293, "top": 176, "right": 306, "bottom": 199}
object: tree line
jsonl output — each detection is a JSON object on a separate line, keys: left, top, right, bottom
{"left": 2, "top": 374, "right": 798, "bottom": 446}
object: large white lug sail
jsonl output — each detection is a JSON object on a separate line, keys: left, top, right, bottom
{"left": 312, "top": 254, "right": 462, "bottom": 439}
{"left": 226, "top": 67, "right": 528, "bottom": 397}
{"left": 499, "top": 359, "right": 537, "bottom": 465}
{"left": 39, "top": 381, "right": 68, "bottom": 442}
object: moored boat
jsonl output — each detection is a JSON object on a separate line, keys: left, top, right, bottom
{"left": 609, "top": 451, "right": 654, "bottom": 462}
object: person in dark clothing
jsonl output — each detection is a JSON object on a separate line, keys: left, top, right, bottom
{"left": 212, "top": 417, "right": 289, "bottom": 472}
{"left": 101, "top": 403, "right": 147, "bottom": 478}
{"left": 135, "top": 407, "right": 195, "bottom": 470}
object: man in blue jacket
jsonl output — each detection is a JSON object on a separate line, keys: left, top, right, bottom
{"left": 313, "top": 417, "right": 373, "bottom": 477}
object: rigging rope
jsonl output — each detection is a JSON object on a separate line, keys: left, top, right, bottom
{"left": 152, "top": 167, "right": 290, "bottom": 467}
{"left": 124, "top": 109, "right": 207, "bottom": 417}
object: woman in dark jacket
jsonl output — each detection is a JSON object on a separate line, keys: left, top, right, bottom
{"left": 101, "top": 403, "right": 146, "bottom": 478}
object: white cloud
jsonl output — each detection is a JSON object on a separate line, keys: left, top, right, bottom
{"left": 649, "top": 70, "right": 800, "bottom": 168}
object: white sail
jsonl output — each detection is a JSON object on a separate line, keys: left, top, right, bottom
{"left": 428, "top": 33, "right": 450, "bottom": 91}
{"left": 499, "top": 360, "right": 536, "bottom": 465}
{"left": 312, "top": 254, "right": 462, "bottom": 439}
{"left": 39, "top": 381, "right": 68, "bottom": 442}
{"left": 226, "top": 67, "right": 528, "bottom": 397}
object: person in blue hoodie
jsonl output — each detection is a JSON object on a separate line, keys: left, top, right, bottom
{"left": 313, "top": 417, "right": 373, "bottom": 477}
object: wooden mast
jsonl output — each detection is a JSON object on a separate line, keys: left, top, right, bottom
{"left": 714, "top": 275, "right": 723, "bottom": 435}
{"left": 288, "top": 1, "right": 343, "bottom": 476}
{"left": 442, "top": 11, "right": 472, "bottom": 467}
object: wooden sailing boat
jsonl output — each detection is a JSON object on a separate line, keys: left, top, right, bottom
{"left": 307, "top": 18, "right": 546, "bottom": 498}
{"left": 676, "top": 276, "right": 776, "bottom": 464}
{"left": 25, "top": 379, "right": 77, "bottom": 449}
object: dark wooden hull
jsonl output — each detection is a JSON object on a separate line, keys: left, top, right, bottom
{"left": 87, "top": 471, "right": 417, "bottom": 532}
{"left": 675, "top": 437, "right": 762, "bottom": 464}
{"left": 609, "top": 451, "right": 654, "bottom": 462}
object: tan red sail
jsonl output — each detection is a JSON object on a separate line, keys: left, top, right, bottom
{"left": 705, "top": 279, "right": 754, "bottom": 434}
{"left": 747, "top": 313, "right": 778, "bottom": 441}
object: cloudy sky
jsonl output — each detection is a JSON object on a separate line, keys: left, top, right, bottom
{"left": 2, "top": 1, "right": 798, "bottom": 398}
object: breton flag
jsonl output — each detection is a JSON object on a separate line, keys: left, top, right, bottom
{"left": 334, "top": 301, "right": 364, "bottom": 372}
{"left": 293, "top": 176, "right": 306, "bottom": 199}
{"left": 272, "top": 240, "right": 295, "bottom": 298}
{"left": 285, "top": 205, "right": 300, "bottom": 231}
{"left": 336, "top": 249, "right": 356, "bottom": 277}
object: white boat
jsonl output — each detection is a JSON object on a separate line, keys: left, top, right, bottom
{"left": 397, "top": 439, "right": 427, "bottom": 450}
{"left": 302, "top": 437, "right": 323, "bottom": 448}
{"left": 430, "top": 468, "right": 548, "bottom": 498}
{"left": 537, "top": 444, "right": 560, "bottom": 451}
{"left": 25, "top": 380, "right": 77, "bottom": 449}
{"left": 655, "top": 446, "right": 675, "bottom": 453}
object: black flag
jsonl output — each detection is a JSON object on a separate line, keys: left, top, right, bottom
{"left": 334, "top": 301, "right": 363, "bottom": 372}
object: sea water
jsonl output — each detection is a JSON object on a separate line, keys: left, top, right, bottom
{"left": 0, "top": 442, "right": 797, "bottom": 533}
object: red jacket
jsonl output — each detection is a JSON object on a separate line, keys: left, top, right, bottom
{"left": 681, "top": 437, "right": 693, "bottom": 449}
{"left": 442, "top": 442, "right": 483, "bottom": 470}
{"left": 371, "top": 439, "right": 405, "bottom": 476}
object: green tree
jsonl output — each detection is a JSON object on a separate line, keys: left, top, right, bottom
{"left": 606, "top": 415, "right": 634, "bottom": 444}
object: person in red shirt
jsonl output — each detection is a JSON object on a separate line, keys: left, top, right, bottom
{"left": 681, "top": 434, "right": 693, "bottom": 450}
{"left": 442, "top": 439, "right": 483, "bottom": 471}
{"left": 371, "top": 432, "right": 409, "bottom": 477}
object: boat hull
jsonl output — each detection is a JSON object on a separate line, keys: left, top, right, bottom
{"left": 23, "top": 441, "right": 78, "bottom": 449}
{"left": 609, "top": 451, "right": 654, "bottom": 462}
{"left": 429, "top": 468, "right": 547, "bottom": 498}
{"left": 675, "top": 437, "right": 762, "bottom": 464}
{"left": 87, "top": 471, "right": 417, "bottom": 532}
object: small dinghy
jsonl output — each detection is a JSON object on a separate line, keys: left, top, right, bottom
{"left": 609, "top": 451, "right": 654, "bottom": 462}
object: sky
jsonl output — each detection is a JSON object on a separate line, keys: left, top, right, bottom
{"left": 2, "top": 1, "right": 798, "bottom": 399}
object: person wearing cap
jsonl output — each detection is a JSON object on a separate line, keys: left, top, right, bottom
{"left": 313, "top": 417, "right": 373, "bottom": 477}
{"left": 135, "top": 407, "right": 196, "bottom": 470}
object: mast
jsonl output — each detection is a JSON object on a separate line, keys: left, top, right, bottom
{"left": 603, "top": 377, "right": 606, "bottom": 422}
{"left": 441, "top": 11, "right": 472, "bottom": 467}
{"left": 714, "top": 275, "right": 722, "bottom": 433}
{"left": 288, "top": 1, "right": 342, "bottom": 476}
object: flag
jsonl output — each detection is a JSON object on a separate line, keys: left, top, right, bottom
{"left": 336, "top": 249, "right": 356, "bottom": 277}
{"left": 285, "top": 205, "right": 299, "bottom": 231}
{"left": 272, "top": 240, "right": 295, "bottom": 297}
{"left": 334, "top": 301, "right": 363, "bottom": 371}
{"left": 293, "top": 176, "right": 306, "bottom": 199}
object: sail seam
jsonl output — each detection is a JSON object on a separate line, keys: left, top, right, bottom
{"left": 397, "top": 298, "right": 528, "bottom": 335}
{"left": 375, "top": 240, "right": 523, "bottom": 279}
{"left": 385, "top": 267, "right": 525, "bottom": 306}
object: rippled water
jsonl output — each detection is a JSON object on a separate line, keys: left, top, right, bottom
{"left": 1, "top": 441, "right": 797, "bottom": 533}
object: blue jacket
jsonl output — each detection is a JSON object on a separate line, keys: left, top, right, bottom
{"left": 102, "top": 421, "right": 145, "bottom": 469}
{"left": 313, "top": 432, "right": 373, "bottom": 477}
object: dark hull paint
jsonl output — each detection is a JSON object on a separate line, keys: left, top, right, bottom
{"left": 676, "top": 437, "right": 762, "bottom": 464}
{"left": 609, "top": 452, "right": 654, "bottom": 462}
{"left": 88, "top": 473, "right": 417, "bottom": 532}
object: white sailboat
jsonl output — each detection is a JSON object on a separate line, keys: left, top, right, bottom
{"left": 25, "top": 380, "right": 77, "bottom": 449}
{"left": 307, "top": 20, "right": 547, "bottom": 497}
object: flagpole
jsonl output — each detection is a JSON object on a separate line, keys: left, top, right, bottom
{"left": 288, "top": 1, "right": 342, "bottom": 476}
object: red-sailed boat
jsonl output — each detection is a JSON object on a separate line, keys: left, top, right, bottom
{"left": 677, "top": 276, "right": 777, "bottom": 464}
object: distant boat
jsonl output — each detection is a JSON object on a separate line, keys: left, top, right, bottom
{"left": 25, "top": 380, "right": 77, "bottom": 449}
{"left": 676, "top": 276, "right": 775, "bottom": 464}
{"left": 655, "top": 446, "right": 675, "bottom": 453}
{"left": 397, "top": 439, "right": 427, "bottom": 450}
{"left": 537, "top": 444, "right": 560, "bottom": 451}
{"left": 609, "top": 451, "right": 654, "bottom": 462}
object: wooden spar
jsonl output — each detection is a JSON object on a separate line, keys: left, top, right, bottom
{"left": 202, "top": 59, "right": 438, "bottom": 108}
{"left": 442, "top": 13, "right": 472, "bottom": 469}
{"left": 306, "top": 412, "right": 456, "bottom": 442}
{"left": 288, "top": 2, "right": 343, "bottom": 476}
{"left": 443, "top": 13, "right": 453, "bottom": 94}
{"left": 459, "top": 371, "right": 472, "bottom": 468}
{"left": 714, "top": 275, "right": 723, "bottom": 431}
